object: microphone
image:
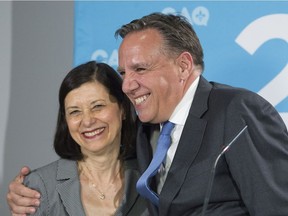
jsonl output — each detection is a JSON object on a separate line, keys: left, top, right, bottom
{"left": 200, "top": 125, "right": 248, "bottom": 216}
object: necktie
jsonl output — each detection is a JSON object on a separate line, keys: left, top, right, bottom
{"left": 136, "top": 121, "right": 175, "bottom": 206}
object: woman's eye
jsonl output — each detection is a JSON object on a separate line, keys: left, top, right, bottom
{"left": 69, "top": 110, "right": 79, "bottom": 115}
{"left": 93, "top": 104, "right": 104, "bottom": 110}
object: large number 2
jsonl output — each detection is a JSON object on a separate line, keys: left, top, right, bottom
{"left": 236, "top": 14, "right": 288, "bottom": 128}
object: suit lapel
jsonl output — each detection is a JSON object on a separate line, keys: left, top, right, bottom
{"left": 136, "top": 121, "right": 159, "bottom": 173}
{"left": 159, "top": 77, "right": 212, "bottom": 215}
{"left": 136, "top": 121, "right": 160, "bottom": 215}
{"left": 56, "top": 159, "right": 85, "bottom": 216}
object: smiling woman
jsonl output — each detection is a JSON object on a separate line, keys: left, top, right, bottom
{"left": 10, "top": 61, "right": 148, "bottom": 216}
{"left": 64, "top": 81, "right": 124, "bottom": 157}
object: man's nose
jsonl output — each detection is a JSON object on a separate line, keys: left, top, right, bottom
{"left": 122, "top": 73, "right": 140, "bottom": 94}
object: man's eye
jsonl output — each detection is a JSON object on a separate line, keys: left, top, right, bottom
{"left": 119, "top": 71, "right": 125, "bottom": 76}
{"left": 136, "top": 68, "right": 146, "bottom": 73}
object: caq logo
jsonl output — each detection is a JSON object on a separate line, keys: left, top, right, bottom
{"left": 90, "top": 6, "right": 210, "bottom": 68}
{"left": 236, "top": 14, "right": 288, "bottom": 127}
{"left": 162, "top": 6, "right": 209, "bottom": 26}
{"left": 91, "top": 49, "right": 118, "bottom": 67}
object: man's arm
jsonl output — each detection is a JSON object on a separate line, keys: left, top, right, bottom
{"left": 225, "top": 92, "right": 288, "bottom": 214}
{"left": 7, "top": 166, "right": 41, "bottom": 215}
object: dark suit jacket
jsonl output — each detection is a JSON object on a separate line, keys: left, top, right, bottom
{"left": 24, "top": 158, "right": 148, "bottom": 216}
{"left": 136, "top": 76, "right": 288, "bottom": 216}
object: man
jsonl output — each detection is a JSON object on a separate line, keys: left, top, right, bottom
{"left": 7, "top": 13, "right": 288, "bottom": 216}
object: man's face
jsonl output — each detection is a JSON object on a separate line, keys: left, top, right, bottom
{"left": 118, "top": 29, "right": 184, "bottom": 124}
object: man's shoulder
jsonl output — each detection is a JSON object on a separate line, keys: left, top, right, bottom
{"left": 209, "top": 80, "right": 257, "bottom": 99}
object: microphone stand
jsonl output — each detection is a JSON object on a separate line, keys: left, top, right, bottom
{"left": 200, "top": 125, "right": 248, "bottom": 216}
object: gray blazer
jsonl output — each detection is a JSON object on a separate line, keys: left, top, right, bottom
{"left": 24, "top": 158, "right": 148, "bottom": 216}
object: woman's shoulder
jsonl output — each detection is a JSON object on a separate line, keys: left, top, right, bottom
{"left": 25, "top": 159, "right": 77, "bottom": 183}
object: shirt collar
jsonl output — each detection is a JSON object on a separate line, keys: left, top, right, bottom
{"left": 169, "top": 76, "right": 200, "bottom": 126}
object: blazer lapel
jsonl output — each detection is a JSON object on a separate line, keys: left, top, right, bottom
{"left": 159, "top": 77, "right": 212, "bottom": 215}
{"left": 56, "top": 159, "right": 85, "bottom": 216}
{"left": 118, "top": 160, "right": 141, "bottom": 215}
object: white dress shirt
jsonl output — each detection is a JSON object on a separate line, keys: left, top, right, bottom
{"left": 157, "top": 76, "right": 200, "bottom": 193}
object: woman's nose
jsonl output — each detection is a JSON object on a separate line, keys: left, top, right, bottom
{"left": 81, "top": 111, "right": 96, "bottom": 126}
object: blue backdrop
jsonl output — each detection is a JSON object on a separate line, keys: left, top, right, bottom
{"left": 74, "top": 1, "right": 288, "bottom": 127}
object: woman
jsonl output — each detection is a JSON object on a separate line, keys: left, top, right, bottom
{"left": 22, "top": 61, "right": 147, "bottom": 215}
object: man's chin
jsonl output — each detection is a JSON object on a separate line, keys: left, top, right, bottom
{"left": 137, "top": 113, "right": 152, "bottom": 123}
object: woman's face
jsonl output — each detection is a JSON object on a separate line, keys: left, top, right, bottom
{"left": 64, "top": 81, "right": 124, "bottom": 157}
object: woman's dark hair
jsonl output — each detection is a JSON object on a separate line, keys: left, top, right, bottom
{"left": 54, "top": 61, "right": 136, "bottom": 160}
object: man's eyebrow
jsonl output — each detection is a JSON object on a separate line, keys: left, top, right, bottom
{"left": 117, "top": 62, "right": 149, "bottom": 73}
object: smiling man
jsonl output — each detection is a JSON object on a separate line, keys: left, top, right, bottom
{"left": 7, "top": 12, "right": 288, "bottom": 216}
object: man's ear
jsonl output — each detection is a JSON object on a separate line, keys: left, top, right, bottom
{"left": 176, "top": 51, "right": 193, "bottom": 81}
